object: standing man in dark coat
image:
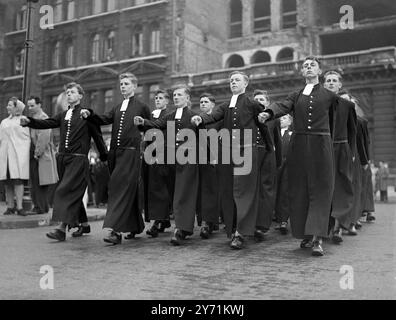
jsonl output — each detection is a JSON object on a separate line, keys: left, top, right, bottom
{"left": 274, "top": 114, "right": 293, "bottom": 235}
{"left": 323, "top": 71, "right": 357, "bottom": 244}
{"left": 196, "top": 93, "right": 222, "bottom": 239}
{"left": 259, "top": 56, "right": 337, "bottom": 256}
{"left": 135, "top": 86, "right": 200, "bottom": 246}
{"left": 253, "top": 90, "right": 282, "bottom": 236}
{"left": 192, "top": 71, "right": 269, "bottom": 250}
{"left": 144, "top": 89, "right": 175, "bottom": 238}
{"left": 21, "top": 83, "right": 108, "bottom": 241}
{"left": 81, "top": 73, "right": 151, "bottom": 245}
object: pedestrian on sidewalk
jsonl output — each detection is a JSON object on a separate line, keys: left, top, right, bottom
{"left": 378, "top": 161, "right": 389, "bottom": 202}
{"left": 0, "top": 97, "right": 31, "bottom": 216}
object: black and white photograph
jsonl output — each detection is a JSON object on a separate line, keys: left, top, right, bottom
{"left": 0, "top": 0, "right": 395, "bottom": 306}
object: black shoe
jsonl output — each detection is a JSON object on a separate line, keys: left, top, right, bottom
{"left": 124, "top": 233, "right": 136, "bottom": 240}
{"left": 366, "top": 213, "right": 376, "bottom": 222}
{"left": 200, "top": 227, "right": 210, "bottom": 239}
{"left": 31, "top": 207, "right": 45, "bottom": 215}
{"left": 16, "top": 209, "right": 28, "bottom": 216}
{"left": 213, "top": 224, "right": 219, "bottom": 231}
{"left": 46, "top": 229, "right": 66, "bottom": 242}
{"left": 300, "top": 239, "right": 313, "bottom": 249}
{"left": 72, "top": 225, "right": 91, "bottom": 238}
{"left": 348, "top": 225, "right": 358, "bottom": 236}
{"left": 104, "top": 231, "right": 122, "bottom": 245}
{"left": 312, "top": 241, "right": 324, "bottom": 256}
{"left": 170, "top": 229, "right": 183, "bottom": 246}
{"left": 254, "top": 229, "right": 266, "bottom": 242}
{"left": 332, "top": 230, "right": 343, "bottom": 244}
{"left": 158, "top": 220, "right": 171, "bottom": 233}
{"left": 230, "top": 234, "right": 244, "bottom": 250}
{"left": 146, "top": 225, "right": 159, "bottom": 238}
{"left": 355, "top": 221, "right": 362, "bottom": 230}
{"left": 3, "top": 208, "right": 14, "bottom": 215}
{"left": 279, "top": 222, "right": 289, "bottom": 235}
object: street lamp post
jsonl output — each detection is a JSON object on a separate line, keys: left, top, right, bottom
{"left": 22, "top": 0, "right": 39, "bottom": 212}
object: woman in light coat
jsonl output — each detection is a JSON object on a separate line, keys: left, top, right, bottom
{"left": 0, "top": 97, "right": 31, "bottom": 216}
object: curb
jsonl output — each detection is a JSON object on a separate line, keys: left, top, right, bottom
{"left": 0, "top": 211, "right": 106, "bottom": 230}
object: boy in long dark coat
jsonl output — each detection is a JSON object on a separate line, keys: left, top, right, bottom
{"left": 144, "top": 90, "right": 175, "bottom": 238}
{"left": 135, "top": 86, "right": 200, "bottom": 246}
{"left": 81, "top": 73, "right": 151, "bottom": 245}
{"left": 21, "top": 83, "right": 107, "bottom": 241}
{"left": 259, "top": 57, "right": 338, "bottom": 257}
{"left": 323, "top": 71, "right": 357, "bottom": 244}
{"left": 191, "top": 72, "right": 270, "bottom": 250}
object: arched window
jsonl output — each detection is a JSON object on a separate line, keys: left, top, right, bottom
{"left": 91, "top": 34, "right": 101, "bottom": 63}
{"left": 104, "top": 31, "right": 115, "bottom": 61}
{"left": 276, "top": 47, "right": 294, "bottom": 62}
{"left": 150, "top": 22, "right": 160, "bottom": 54}
{"left": 14, "top": 48, "right": 25, "bottom": 75}
{"left": 65, "top": 40, "right": 74, "bottom": 66}
{"left": 16, "top": 5, "right": 27, "bottom": 30}
{"left": 254, "top": 0, "right": 271, "bottom": 33}
{"left": 230, "top": 0, "right": 242, "bottom": 38}
{"left": 52, "top": 41, "right": 61, "bottom": 69}
{"left": 282, "top": 0, "right": 297, "bottom": 29}
{"left": 251, "top": 51, "right": 271, "bottom": 64}
{"left": 226, "top": 54, "right": 245, "bottom": 68}
{"left": 66, "top": 0, "right": 75, "bottom": 20}
{"left": 131, "top": 25, "right": 143, "bottom": 56}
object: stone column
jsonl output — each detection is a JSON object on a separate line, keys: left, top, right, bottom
{"left": 271, "top": 0, "right": 282, "bottom": 32}
{"left": 241, "top": 0, "right": 253, "bottom": 36}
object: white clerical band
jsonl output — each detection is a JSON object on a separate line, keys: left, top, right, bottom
{"left": 229, "top": 95, "right": 239, "bottom": 109}
{"left": 152, "top": 109, "right": 162, "bottom": 119}
{"left": 120, "top": 99, "right": 130, "bottom": 112}
{"left": 175, "top": 107, "right": 184, "bottom": 120}
{"left": 65, "top": 108, "right": 73, "bottom": 121}
{"left": 302, "top": 84, "right": 315, "bottom": 96}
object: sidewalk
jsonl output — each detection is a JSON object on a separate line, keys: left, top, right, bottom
{"left": 0, "top": 202, "right": 106, "bottom": 230}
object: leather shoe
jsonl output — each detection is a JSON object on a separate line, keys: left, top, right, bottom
{"left": 16, "top": 209, "right": 28, "bottom": 216}
{"left": 332, "top": 230, "right": 343, "bottom": 244}
{"left": 104, "top": 231, "right": 122, "bottom": 245}
{"left": 279, "top": 222, "right": 288, "bottom": 235}
{"left": 170, "top": 229, "right": 183, "bottom": 246}
{"left": 124, "top": 233, "right": 136, "bottom": 240}
{"left": 3, "top": 208, "right": 14, "bottom": 215}
{"left": 348, "top": 225, "right": 358, "bottom": 236}
{"left": 72, "top": 225, "right": 91, "bottom": 238}
{"left": 300, "top": 239, "right": 313, "bottom": 249}
{"left": 254, "top": 229, "right": 266, "bottom": 242}
{"left": 230, "top": 235, "right": 244, "bottom": 250}
{"left": 46, "top": 229, "right": 66, "bottom": 242}
{"left": 200, "top": 226, "right": 210, "bottom": 239}
{"left": 146, "top": 225, "right": 159, "bottom": 238}
{"left": 312, "top": 241, "right": 324, "bottom": 256}
{"left": 158, "top": 220, "right": 171, "bottom": 233}
{"left": 355, "top": 221, "right": 362, "bottom": 230}
{"left": 366, "top": 213, "right": 376, "bottom": 222}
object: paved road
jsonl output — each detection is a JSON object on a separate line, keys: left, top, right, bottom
{"left": 0, "top": 202, "right": 395, "bottom": 300}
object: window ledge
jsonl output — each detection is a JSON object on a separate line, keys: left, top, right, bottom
{"left": 5, "top": 29, "right": 27, "bottom": 36}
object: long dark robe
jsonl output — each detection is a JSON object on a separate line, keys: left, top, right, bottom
{"left": 331, "top": 98, "right": 357, "bottom": 228}
{"left": 266, "top": 84, "right": 337, "bottom": 239}
{"left": 26, "top": 105, "right": 107, "bottom": 227}
{"left": 88, "top": 97, "right": 151, "bottom": 233}
{"left": 201, "top": 93, "right": 269, "bottom": 237}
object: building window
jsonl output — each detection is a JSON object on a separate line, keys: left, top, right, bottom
{"left": 135, "top": 86, "right": 144, "bottom": 101}
{"left": 149, "top": 84, "right": 160, "bottom": 104}
{"left": 66, "top": 0, "right": 75, "bottom": 20}
{"left": 254, "top": 0, "right": 271, "bottom": 33}
{"left": 14, "top": 48, "right": 25, "bottom": 75}
{"left": 16, "top": 5, "right": 27, "bottom": 30}
{"left": 65, "top": 40, "right": 74, "bottom": 66}
{"left": 104, "top": 89, "right": 114, "bottom": 112}
{"left": 131, "top": 25, "right": 143, "bottom": 57}
{"left": 230, "top": 0, "right": 243, "bottom": 38}
{"left": 226, "top": 54, "right": 245, "bottom": 68}
{"left": 150, "top": 22, "right": 160, "bottom": 54}
{"left": 52, "top": 41, "right": 61, "bottom": 69}
{"left": 104, "top": 31, "right": 115, "bottom": 61}
{"left": 91, "top": 34, "right": 101, "bottom": 63}
{"left": 105, "top": 0, "right": 116, "bottom": 11}
{"left": 282, "top": 0, "right": 297, "bottom": 29}
{"left": 92, "top": 0, "right": 103, "bottom": 14}
{"left": 276, "top": 47, "right": 294, "bottom": 61}
{"left": 251, "top": 50, "right": 271, "bottom": 64}
{"left": 54, "top": 0, "right": 63, "bottom": 23}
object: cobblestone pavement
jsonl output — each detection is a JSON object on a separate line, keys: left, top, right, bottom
{"left": 0, "top": 201, "right": 395, "bottom": 300}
